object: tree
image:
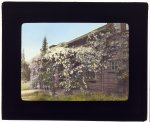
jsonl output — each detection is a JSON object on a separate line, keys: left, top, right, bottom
{"left": 40, "top": 36, "right": 48, "bottom": 56}
{"left": 21, "top": 49, "right": 30, "bottom": 82}
{"left": 29, "top": 54, "right": 57, "bottom": 95}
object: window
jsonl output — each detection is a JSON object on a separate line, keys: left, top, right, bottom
{"left": 110, "top": 61, "right": 118, "bottom": 72}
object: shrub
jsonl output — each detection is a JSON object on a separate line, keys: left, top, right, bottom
{"left": 21, "top": 82, "right": 31, "bottom": 90}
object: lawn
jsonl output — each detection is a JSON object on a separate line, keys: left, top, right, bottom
{"left": 21, "top": 90, "right": 128, "bottom": 101}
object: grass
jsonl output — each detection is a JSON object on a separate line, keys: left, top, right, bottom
{"left": 21, "top": 90, "right": 128, "bottom": 101}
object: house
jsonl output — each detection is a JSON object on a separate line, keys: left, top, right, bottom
{"left": 44, "top": 23, "right": 129, "bottom": 95}
{"left": 64, "top": 23, "right": 129, "bottom": 95}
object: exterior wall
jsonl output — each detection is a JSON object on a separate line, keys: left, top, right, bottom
{"left": 126, "top": 24, "right": 129, "bottom": 30}
{"left": 113, "top": 23, "right": 121, "bottom": 32}
{"left": 103, "top": 70, "right": 118, "bottom": 93}
{"left": 87, "top": 69, "right": 118, "bottom": 93}
{"left": 87, "top": 81, "right": 102, "bottom": 91}
{"left": 121, "top": 23, "right": 126, "bottom": 32}
{"left": 112, "top": 23, "right": 128, "bottom": 32}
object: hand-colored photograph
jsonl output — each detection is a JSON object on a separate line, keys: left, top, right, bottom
{"left": 21, "top": 23, "right": 129, "bottom": 101}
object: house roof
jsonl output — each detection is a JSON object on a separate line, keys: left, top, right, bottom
{"left": 66, "top": 23, "right": 108, "bottom": 47}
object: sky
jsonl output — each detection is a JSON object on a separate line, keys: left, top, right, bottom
{"left": 22, "top": 23, "right": 106, "bottom": 62}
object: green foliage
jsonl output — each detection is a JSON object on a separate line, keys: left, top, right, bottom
{"left": 59, "top": 42, "right": 68, "bottom": 47}
{"left": 21, "top": 82, "right": 31, "bottom": 90}
{"left": 21, "top": 62, "right": 30, "bottom": 81}
{"left": 117, "top": 43, "right": 129, "bottom": 95}
{"left": 118, "top": 68, "right": 128, "bottom": 82}
{"left": 117, "top": 65, "right": 129, "bottom": 95}
{"left": 21, "top": 50, "right": 30, "bottom": 82}
{"left": 40, "top": 37, "right": 48, "bottom": 56}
